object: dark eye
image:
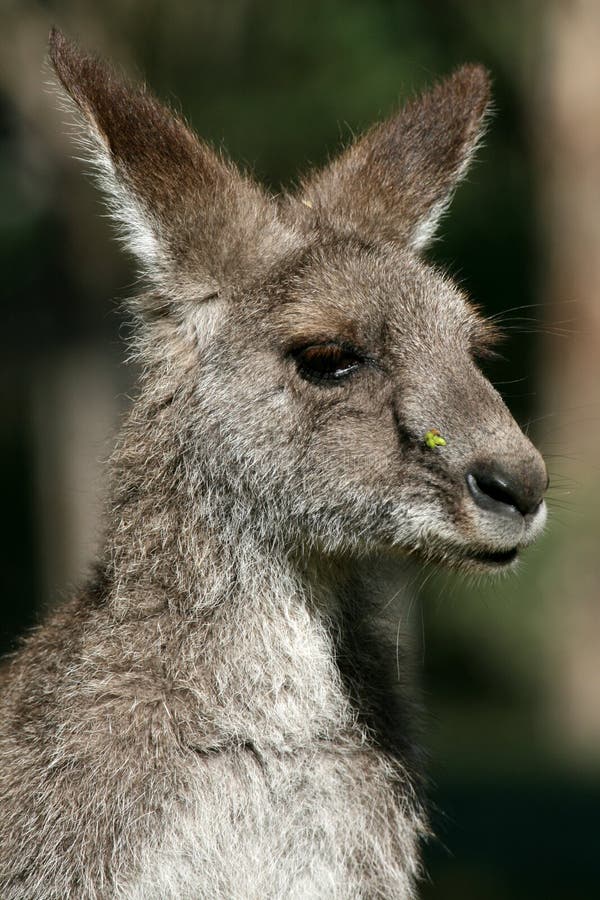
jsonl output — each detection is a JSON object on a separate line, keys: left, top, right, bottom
{"left": 293, "top": 343, "right": 362, "bottom": 385}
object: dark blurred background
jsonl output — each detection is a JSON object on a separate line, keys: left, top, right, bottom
{"left": 2, "top": 1, "right": 599, "bottom": 897}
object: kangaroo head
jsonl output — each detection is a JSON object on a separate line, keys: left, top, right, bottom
{"left": 49, "top": 29, "right": 547, "bottom": 573}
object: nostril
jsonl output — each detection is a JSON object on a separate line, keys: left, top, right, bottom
{"left": 473, "top": 473, "right": 519, "bottom": 509}
{"left": 467, "top": 467, "right": 545, "bottom": 518}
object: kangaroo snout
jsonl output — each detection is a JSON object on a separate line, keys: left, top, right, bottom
{"left": 405, "top": 354, "right": 548, "bottom": 566}
{"left": 454, "top": 435, "right": 548, "bottom": 567}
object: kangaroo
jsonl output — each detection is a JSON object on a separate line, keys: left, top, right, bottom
{"left": 0, "top": 29, "right": 548, "bottom": 900}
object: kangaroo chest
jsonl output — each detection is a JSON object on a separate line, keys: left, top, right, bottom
{"left": 119, "top": 744, "right": 421, "bottom": 900}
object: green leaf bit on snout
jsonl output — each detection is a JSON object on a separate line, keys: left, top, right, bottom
{"left": 424, "top": 429, "right": 447, "bottom": 449}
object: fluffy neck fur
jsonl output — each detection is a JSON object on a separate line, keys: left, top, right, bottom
{"left": 102, "top": 347, "right": 420, "bottom": 763}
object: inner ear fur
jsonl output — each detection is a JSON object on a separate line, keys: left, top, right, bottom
{"left": 294, "top": 65, "right": 491, "bottom": 250}
{"left": 48, "top": 28, "right": 292, "bottom": 305}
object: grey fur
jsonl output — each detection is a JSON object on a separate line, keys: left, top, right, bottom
{"left": 0, "top": 31, "right": 547, "bottom": 899}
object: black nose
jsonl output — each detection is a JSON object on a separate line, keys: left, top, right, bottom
{"left": 467, "top": 464, "right": 547, "bottom": 518}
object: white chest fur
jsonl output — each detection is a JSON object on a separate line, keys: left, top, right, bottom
{"left": 118, "top": 746, "right": 421, "bottom": 900}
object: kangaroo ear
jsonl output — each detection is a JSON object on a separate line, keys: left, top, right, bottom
{"left": 297, "top": 65, "right": 491, "bottom": 250}
{"left": 48, "top": 29, "right": 289, "bottom": 304}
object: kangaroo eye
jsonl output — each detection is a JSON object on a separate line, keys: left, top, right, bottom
{"left": 293, "top": 343, "right": 362, "bottom": 385}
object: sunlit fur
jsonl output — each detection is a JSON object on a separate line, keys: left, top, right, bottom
{"left": 0, "top": 30, "right": 547, "bottom": 899}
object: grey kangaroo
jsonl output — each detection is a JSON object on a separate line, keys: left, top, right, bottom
{"left": 0, "top": 29, "right": 548, "bottom": 899}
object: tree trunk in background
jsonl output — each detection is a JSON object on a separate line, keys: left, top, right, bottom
{"left": 533, "top": 0, "right": 600, "bottom": 756}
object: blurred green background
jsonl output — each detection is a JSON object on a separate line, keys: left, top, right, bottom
{"left": 2, "top": 1, "right": 599, "bottom": 897}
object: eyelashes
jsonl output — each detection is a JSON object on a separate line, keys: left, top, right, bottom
{"left": 291, "top": 342, "right": 364, "bottom": 386}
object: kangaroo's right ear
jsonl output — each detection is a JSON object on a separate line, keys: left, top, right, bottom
{"left": 48, "top": 29, "right": 290, "bottom": 306}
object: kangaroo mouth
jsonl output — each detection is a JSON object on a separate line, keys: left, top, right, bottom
{"left": 462, "top": 545, "right": 519, "bottom": 567}
{"left": 424, "top": 539, "right": 520, "bottom": 571}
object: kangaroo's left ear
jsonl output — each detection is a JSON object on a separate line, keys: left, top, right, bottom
{"left": 48, "top": 29, "right": 291, "bottom": 305}
{"left": 295, "top": 65, "right": 491, "bottom": 250}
